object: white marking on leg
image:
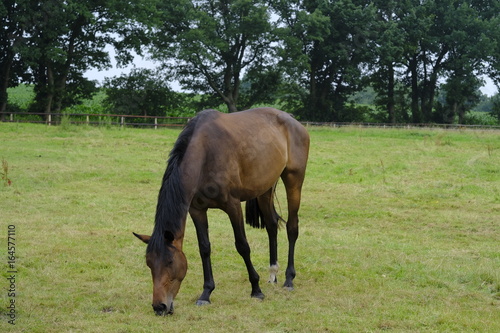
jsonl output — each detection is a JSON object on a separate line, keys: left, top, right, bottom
{"left": 268, "top": 264, "right": 279, "bottom": 283}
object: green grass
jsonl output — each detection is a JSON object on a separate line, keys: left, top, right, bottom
{"left": 1, "top": 123, "right": 499, "bottom": 332}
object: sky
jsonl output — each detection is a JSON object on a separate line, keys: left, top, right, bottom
{"left": 479, "top": 77, "right": 498, "bottom": 97}
{"left": 84, "top": 52, "right": 499, "bottom": 97}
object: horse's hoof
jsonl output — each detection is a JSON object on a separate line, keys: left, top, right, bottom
{"left": 196, "top": 300, "right": 211, "bottom": 306}
{"left": 251, "top": 292, "right": 265, "bottom": 300}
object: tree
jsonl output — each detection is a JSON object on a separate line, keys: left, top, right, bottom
{"left": 437, "top": 1, "right": 498, "bottom": 123}
{"left": 3, "top": 0, "right": 158, "bottom": 118}
{"left": 150, "top": 0, "right": 278, "bottom": 113}
{"left": 491, "top": 93, "right": 500, "bottom": 123}
{"left": 103, "top": 68, "right": 191, "bottom": 117}
{"left": 0, "top": 0, "right": 30, "bottom": 119}
{"left": 273, "top": 0, "right": 377, "bottom": 121}
{"left": 396, "top": 0, "right": 499, "bottom": 123}
{"left": 477, "top": 0, "right": 500, "bottom": 90}
{"left": 369, "top": 0, "right": 406, "bottom": 123}
{"left": 439, "top": 74, "right": 482, "bottom": 124}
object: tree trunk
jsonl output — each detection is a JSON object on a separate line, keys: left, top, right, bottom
{"left": 458, "top": 105, "right": 466, "bottom": 124}
{"left": 53, "top": 75, "right": 67, "bottom": 113}
{"left": 0, "top": 56, "right": 14, "bottom": 121}
{"left": 387, "top": 64, "right": 395, "bottom": 123}
{"left": 308, "top": 66, "right": 318, "bottom": 120}
{"left": 45, "top": 65, "right": 55, "bottom": 122}
{"left": 421, "top": 72, "right": 440, "bottom": 123}
{"left": 227, "top": 101, "right": 238, "bottom": 113}
{"left": 421, "top": 50, "right": 446, "bottom": 123}
{"left": 447, "top": 101, "right": 458, "bottom": 124}
{"left": 409, "top": 55, "right": 421, "bottom": 123}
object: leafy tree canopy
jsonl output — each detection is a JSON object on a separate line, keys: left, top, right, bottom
{"left": 150, "top": 0, "right": 279, "bottom": 112}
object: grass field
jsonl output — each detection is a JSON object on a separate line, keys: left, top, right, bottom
{"left": 1, "top": 122, "right": 499, "bottom": 332}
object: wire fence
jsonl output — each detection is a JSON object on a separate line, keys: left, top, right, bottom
{"left": 2, "top": 111, "right": 500, "bottom": 131}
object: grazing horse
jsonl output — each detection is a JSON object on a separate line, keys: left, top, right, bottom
{"left": 134, "top": 107, "right": 309, "bottom": 315}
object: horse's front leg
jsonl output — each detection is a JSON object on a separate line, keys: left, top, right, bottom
{"left": 225, "top": 200, "right": 264, "bottom": 300}
{"left": 189, "top": 208, "right": 215, "bottom": 305}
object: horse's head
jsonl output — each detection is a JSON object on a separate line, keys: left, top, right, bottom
{"left": 133, "top": 232, "right": 187, "bottom": 315}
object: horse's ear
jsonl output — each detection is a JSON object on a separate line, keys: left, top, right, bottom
{"left": 164, "top": 230, "right": 175, "bottom": 244}
{"left": 133, "top": 232, "right": 150, "bottom": 244}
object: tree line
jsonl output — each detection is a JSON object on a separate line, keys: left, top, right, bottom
{"left": 2, "top": 0, "right": 500, "bottom": 123}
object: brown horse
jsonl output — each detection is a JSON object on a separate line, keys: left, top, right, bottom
{"left": 134, "top": 107, "right": 309, "bottom": 315}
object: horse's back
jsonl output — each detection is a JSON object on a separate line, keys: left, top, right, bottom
{"left": 195, "top": 107, "right": 309, "bottom": 166}
{"left": 185, "top": 108, "right": 308, "bottom": 202}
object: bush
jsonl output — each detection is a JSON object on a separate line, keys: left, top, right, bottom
{"left": 63, "top": 90, "right": 107, "bottom": 115}
{"left": 463, "top": 111, "right": 499, "bottom": 126}
{"left": 103, "top": 68, "right": 193, "bottom": 117}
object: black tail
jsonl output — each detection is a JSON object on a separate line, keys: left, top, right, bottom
{"left": 245, "top": 197, "right": 284, "bottom": 229}
{"left": 245, "top": 198, "right": 263, "bottom": 228}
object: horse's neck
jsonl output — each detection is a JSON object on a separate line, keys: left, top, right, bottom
{"left": 167, "top": 163, "right": 201, "bottom": 251}
{"left": 178, "top": 146, "right": 205, "bottom": 200}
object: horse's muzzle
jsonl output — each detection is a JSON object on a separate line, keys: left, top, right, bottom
{"left": 153, "top": 302, "right": 174, "bottom": 316}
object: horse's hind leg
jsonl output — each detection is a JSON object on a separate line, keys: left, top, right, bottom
{"left": 281, "top": 169, "right": 306, "bottom": 290}
{"left": 256, "top": 187, "right": 280, "bottom": 283}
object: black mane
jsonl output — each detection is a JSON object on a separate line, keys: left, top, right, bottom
{"left": 146, "top": 110, "right": 217, "bottom": 256}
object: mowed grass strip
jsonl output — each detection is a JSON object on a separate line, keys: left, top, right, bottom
{"left": 1, "top": 123, "right": 499, "bottom": 332}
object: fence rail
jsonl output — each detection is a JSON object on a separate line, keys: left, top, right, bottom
{"left": 0, "top": 112, "right": 191, "bottom": 128}
{"left": 302, "top": 121, "right": 500, "bottom": 130}
{"left": 1, "top": 111, "right": 500, "bottom": 131}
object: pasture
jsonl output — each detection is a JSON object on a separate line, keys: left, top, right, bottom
{"left": 1, "top": 122, "right": 499, "bottom": 332}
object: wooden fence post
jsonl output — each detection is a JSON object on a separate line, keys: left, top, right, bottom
{"left": 154, "top": 117, "right": 158, "bottom": 130}
{"left": 121, "top": 116, "right": 124, "bottom": 127}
